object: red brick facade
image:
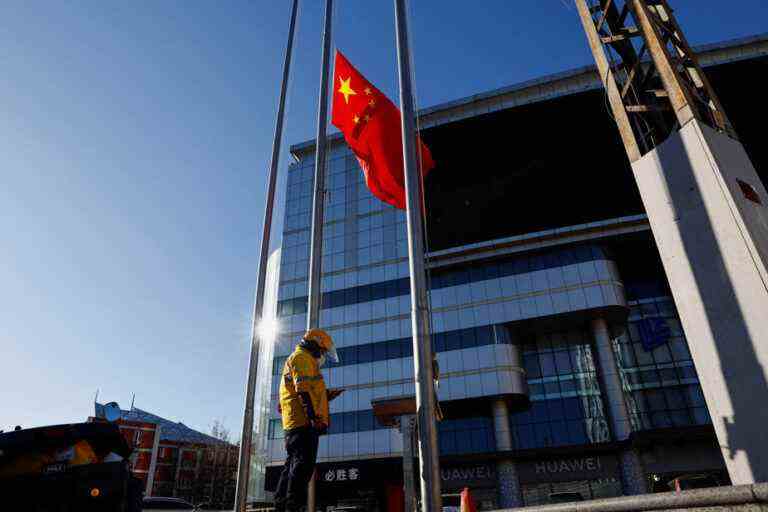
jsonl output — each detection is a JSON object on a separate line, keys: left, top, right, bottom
{"left": 89, "top": 409, "right": 237, "bottom": 509}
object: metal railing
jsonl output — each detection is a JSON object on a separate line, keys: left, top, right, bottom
{"left": 495, "top": 483, "right": 768, "bottom": 512}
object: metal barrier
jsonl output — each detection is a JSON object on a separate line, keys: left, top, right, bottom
{"left": 495, "top": 483, "right": 768, "bottom": 512}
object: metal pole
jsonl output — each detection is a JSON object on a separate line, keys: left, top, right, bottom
{"left": 306, "top": 1, "right": 333, "bottom": 511}
{"left": 307, "top": 0, "right": 332, "bottom": 330}
{"left": 393, "top": 1, "right": 442, "bottom": 510}
{"left": 400, "top": 414, "right": 417, "bottom": 512}
{"left": 234, "top": 1, "right": 298, "bottom": 511}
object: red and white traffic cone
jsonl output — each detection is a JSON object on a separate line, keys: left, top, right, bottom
{"left": 460, "top": 487, "right": 477, "bottom": 512}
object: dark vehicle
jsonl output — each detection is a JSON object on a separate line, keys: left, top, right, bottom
{"left": 0, "top": 421, "right": 142, "bottom": 511}
{"left": 668, "top": 473, "right": 722, "bottom": 492}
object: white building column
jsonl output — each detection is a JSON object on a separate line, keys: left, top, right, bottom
{"left": 492, "top": 398, "right": 523, "bottom": 508}
{"left": 591, "top": 317, "right": 648, "bottom": 495}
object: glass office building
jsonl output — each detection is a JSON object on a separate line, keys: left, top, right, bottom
{"left": 252, "top": 35, "right": 768, "bottom": 511}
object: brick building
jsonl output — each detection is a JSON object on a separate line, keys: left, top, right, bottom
{"left": 92, "top": 403, "right": 238, "bottom": 508}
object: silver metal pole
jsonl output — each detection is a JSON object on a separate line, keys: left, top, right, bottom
{"left": 400, "top": 414, "right": 417, "bottom": 512}
{"left": 234, "top": 1, "right": 298, "bottom": 510}
{"left": 393, "top": 0, "right": 442, "bottom": 510}
{"left": 306, "top": 1, "right": 333, "bottom": 511}
{"left": 307, "top": 0, "right": 333, "bottom": 330}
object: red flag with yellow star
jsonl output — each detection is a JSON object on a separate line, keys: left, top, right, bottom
{"left": 331, "top": 50, "right": 434, "bottom": 209}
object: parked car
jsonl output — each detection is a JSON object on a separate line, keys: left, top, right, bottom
{"left": 668, "top": 473, "right": 722, "bottom": 492}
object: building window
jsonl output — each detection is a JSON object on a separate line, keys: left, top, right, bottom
{"left": 511, "top": 330, "right": 610, "bottom": 450}
{"left": 271, "top": 324, "right": 502, "bottom": 375}
{"left": 438, "top": 417, "right": 495, "bottom": 455}
{"left": 616, "top": 295, "right": 711, "bottom": 430}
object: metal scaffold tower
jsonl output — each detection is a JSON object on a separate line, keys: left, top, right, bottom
{"left": 576, "top": 0, "right": 735, "bottom": 161}
{"left": 576, "top": 0, "right": 768, "bottom": 485}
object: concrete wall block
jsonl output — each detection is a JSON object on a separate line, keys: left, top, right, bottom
{"left": 631, "top": 119, "right": 768, "bottom": 483}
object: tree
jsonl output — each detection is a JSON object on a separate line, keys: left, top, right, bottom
{"left": 210, "top": 419, "right": 230, "bottom": 443}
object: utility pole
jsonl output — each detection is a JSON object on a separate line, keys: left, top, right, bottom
{"left": 576, "top": 0, "right": 768, "bottom": 484}
{"left": 234, "top": 2, "right": 299, "bottom": 511}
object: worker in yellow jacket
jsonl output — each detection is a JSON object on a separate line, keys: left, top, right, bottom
{"left": 274, "top": 328, "right": 343, "bottom": 512}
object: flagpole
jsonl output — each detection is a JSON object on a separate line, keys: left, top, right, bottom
{"left": 234, "top": 1, "right": 298, "bottom": 511}
{"left": 306, "top": 1, "right": 334, "bottom": 511}
{"left": 393, "top": 0, "right": 442, "bottom": 511}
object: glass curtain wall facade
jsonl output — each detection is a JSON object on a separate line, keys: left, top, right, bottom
{"left": 271, "top": 144, "right": 414, "bottom": 462}
{"left": 259, "top": 138, "right": 723, "bottom": 510}
{"left": 266, "top": 140, "right": 720, "bottom": 492}
{"left": 246, "top": 40, "right": 768, "bottom": 510}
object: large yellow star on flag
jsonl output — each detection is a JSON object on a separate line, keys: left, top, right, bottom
{"left": 338, "top": 76, "right": 357, "bottom": 104}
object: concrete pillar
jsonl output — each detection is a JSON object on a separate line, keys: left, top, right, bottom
{"left": 492, "top": 399, "right": 523, "bottom": 508}
{"left": 619, "top": 449, "right": 649, "bottom": 496}
{"left": 591, "top": 317, "right": 649, "bottom": 495}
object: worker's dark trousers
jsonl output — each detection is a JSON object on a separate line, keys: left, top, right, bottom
{"left": 274, "top": 426, "right": 319, "bottom": 512}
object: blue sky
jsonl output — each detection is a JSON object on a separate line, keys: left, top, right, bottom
{"left": 2, "top": 1, "right": 766, "bottom": 437}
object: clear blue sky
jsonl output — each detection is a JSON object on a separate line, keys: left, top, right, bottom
{"left": 2, "top": 1, "right": 766, "bottom": 437}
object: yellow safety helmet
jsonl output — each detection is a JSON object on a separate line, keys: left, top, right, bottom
{"left": 303, "top": 328, "right": 339, "bottom": 363}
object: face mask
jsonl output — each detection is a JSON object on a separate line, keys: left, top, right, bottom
{"left": 318, "top": 354, "right": 327, "bottom": 367}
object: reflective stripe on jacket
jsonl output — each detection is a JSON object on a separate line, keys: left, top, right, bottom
{"left": 279, "top": 346, "right": 329, "bottom": 431}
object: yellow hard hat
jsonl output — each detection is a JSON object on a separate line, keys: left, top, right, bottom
{"left": 303, "top": 328, "right": 339, "bottom": 362}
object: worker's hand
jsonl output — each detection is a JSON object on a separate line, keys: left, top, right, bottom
{"left": 326, "top": 388, "right": 345, "bottom": 401}
{"left": 311, "top": 419, "right": 328, "bottom": 433}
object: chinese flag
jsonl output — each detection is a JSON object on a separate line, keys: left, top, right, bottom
{"left": 331, "top": 50, "right": 435, "bottom": 209}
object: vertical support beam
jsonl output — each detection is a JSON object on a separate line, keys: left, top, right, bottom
{"left": 400, "top": 414, "right": 417, "bottom": 512}
{"left": 393, "top": 0, "right": 442, "bottom": 510}
{"left": 591, "top": 317, "right": 648, "bottom": 495}
{"left": 234, "top": 2, "right": 299, "bottom": 511}
{"left": 591, "top": 317, "right": 632, "bottom": 441}
{"left": 492, "top": 399, "right": 523, "bottom": 508}
{"left": 626, "top": 0, "right": 697, "bottom": 127}
{"left": 306, "top": 2, "right": 334, "bottom": 511}
{"left": 173, "top": 448, "right": 184, "bottom": 497}
{"left": 146, "top": 424, "right": 162, "bottom": 497}
{"left": 646, "top": 0, "right": 735, "bottom": 135}
{"left": 574, "top": 0, "right": 642, "bottom": 162}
